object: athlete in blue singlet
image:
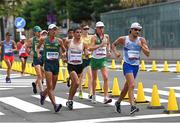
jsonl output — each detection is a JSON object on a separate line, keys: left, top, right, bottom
{"left": 112, "top": 22, "right": 150, "bottom": 115}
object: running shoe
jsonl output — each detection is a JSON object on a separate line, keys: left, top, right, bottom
{"left": 54, "top": 104, "right": 62, "bottom": 113}
{"left": 91, "top": 95, "right": 97, "bottom": 104}
{"left": 40, "top": 92, "right": 46, "bottom": 105}
{"left": 114, "top": 101, "right": 121, "bottom": 113}
{"left": 32, "top": 82, "right": 37, "bottom": 94}
{"left": 104, "top": 98, "right": 112, "bottom": 104}
{"left": 88, "top": 94, "right": 92, "bottom": 99}
{"left": 67, "top": 77, "right": 71, "bottom": 87}
{"left": 6, "top": 77, "right": 11, "bottom": 83}
{"left": 78, "top": 91, "right": 83, "bottom": 99}
{"left": 66, "top": 100, "right": 73, "bottom": 110}
{"left": 129, "top": 105, "right": 139, "bottom": 115}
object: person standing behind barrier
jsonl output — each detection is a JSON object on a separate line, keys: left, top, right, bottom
{"left": 26, "top": 26, "right": 44, "bottom": 94}
{"left": 112, "top": 22, "right": 150, "bottom": 115}
{"left": 17, "top": 35, "right": 29, "bottom": 75}
{"left": 89, "top": 21, "right": 112, "bottom": 104}
{"left": 65, "top": 27, "right": 89, "bottom": 110}
{"left": 37, "top": 24, "right": 66, "bottom": 112}
{"left": 0, "top": 32, "right": 17, "bottom": 83}
{"left": 78, "top": 24, "right": 93, "bottom": 99}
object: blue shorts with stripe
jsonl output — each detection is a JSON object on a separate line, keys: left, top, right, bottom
{"left": 123, "top": 62, "right": 139, "bottom": 78}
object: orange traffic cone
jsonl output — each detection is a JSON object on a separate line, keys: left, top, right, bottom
{"left": 164, "top": 89, "right": 180, "bottom": 113}
{"left": 135, "top": 82, "right": 149, "bottom": 103}
{"left": 147, "top": 84, "right": 164, "bottom": 109}
{"left": 111, "top": 77, "right": 120, "bottom": 97}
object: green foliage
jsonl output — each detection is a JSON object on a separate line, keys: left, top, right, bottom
{"left": 0, "top": 0, "right": 28, "bottom": 17}
{"left": 20, "top": 0, "right": 54, "bottom": 30}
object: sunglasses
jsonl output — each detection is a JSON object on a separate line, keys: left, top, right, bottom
{"left": 132, "top": 28, "right": 141, "bottom": 31}
{"left": 83, "top": 28, "right": 89, "bottom": 30}
{"left": 75, "top": 31, "right": 81, "bottom": 33}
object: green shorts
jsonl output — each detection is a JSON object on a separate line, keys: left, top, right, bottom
{"left": 90, "top": 57, "right": 107, "bottom": 70}
{"left": 44, "top": 60, "right": 59, "bottom": 75}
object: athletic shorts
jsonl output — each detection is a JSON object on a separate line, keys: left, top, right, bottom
{"left": 67, "top": 63, "right": 83, "bottom": 75}
{"left": 3, "top": 55, "right": 14, "bottom": 63}
{"left": 123, "top": 62, "right": 139, "bottom": 78}
{"left": 44, "top": 60, "right": 59, "bottom": 75}
{"left": 91, "top": 57, "right": 107, "bottom": 70}
{"left": 19, "top": 56, "right": 28, "bottom": 60}
{"left": 82, "top": 58, "right": 91, "bottom": 69}
{"left": 33, "top": 57, "right": 43, "bottom": 66}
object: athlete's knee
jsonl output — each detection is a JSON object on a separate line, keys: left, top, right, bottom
{"left": 37, "top": 74, "right": 42, "bottom": 80}
{"left": 129, "top": 83, "right": 135, "bottom": 89}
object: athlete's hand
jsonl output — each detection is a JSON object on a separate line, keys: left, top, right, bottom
{"left": 107, "top": 52, "right": 111, "bottom": 58}
{"left": 37, "top": 53, "right": 41, "bottom": 59}
{"left": 114, "top": 51, "right": 121, "bottom": 58}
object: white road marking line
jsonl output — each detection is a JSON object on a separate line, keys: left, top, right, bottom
{"left": 0, "top": 112, "right": 5, "bottom": 115}
{"left": 143, "top": 88, "right": 180, "bottom": 98}
{"left": 0, "top": 85, "right": 30, "bottom": 88}
{"left": 55, "top": 113, "right": 180, "bottom": 123}
{"left": 165, "top": 86, "right": 180, "bottom": 90}
{"left": 74, "top": 92, "right": 130, "bottom": 106}
{"left": 0, "top": 87, "right": 13, "bottom": 90}
{"left": 32, "top": 95, "right": 93, "bottom": 109}
{"left": 0, "top": 97, "right": 49, "bottom": 112}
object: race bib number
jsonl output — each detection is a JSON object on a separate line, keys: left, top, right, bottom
{"left": 46, "top": 52, "right": 59, "bottom": 60}
{"left": 19, "top": 47, "right": 26, "bottom": 54}
{"left": 95, "top": 47, "right": 106, "bottom": 56}
{"left": 69, "top": 50, "right": 82, "bottom": 63}
{"left": 127, "top": 50, "right": 139, "bottom": 59}
{"left": 5, "top": 47, "right": 12, "bottom": 53}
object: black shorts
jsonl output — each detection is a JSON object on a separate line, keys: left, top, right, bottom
{"left": 67, "top": 63, "right": 83, "bottom": 75}
{"left": 82, "top": 58, "right": 91, "bottom": 69}
{"left": 44, "top": 60, "right": 59, "bottom": 75}
{"left": 19, "top": 56, "right": 28, "bottom": 60}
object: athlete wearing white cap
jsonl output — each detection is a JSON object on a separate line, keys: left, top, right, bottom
{"left": 112, "top": 22, "right": 150, "bottom": 115}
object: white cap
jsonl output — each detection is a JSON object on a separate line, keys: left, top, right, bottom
{"left": 48, "top": 24, "right": 58, "bottom": 29}
{"left": 95, "top": 21, "right": 105, "bottom": 27}
{"left": 130, "top": 22, "right": 142, "bottom": 29}
{"left": 40, "top": 30, "right": 48, "bottom": 35}
{"left": 20, "top": 35, "right": 26, "bottom": 40}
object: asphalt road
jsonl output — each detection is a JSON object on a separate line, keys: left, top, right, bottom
{"left": 0, "top": 63, "right": 180, "bottom": 122}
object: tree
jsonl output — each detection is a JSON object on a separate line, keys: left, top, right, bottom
{"left": 20, "top": 0, "right": 52, "bottom": 30}
{"left": 91, "top": 0, "right": 121, "bottom": 21}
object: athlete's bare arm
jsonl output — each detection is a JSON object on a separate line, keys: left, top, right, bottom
{"left": 36, "top": 37, "right": 45, "bottom": 58}
{"left": 88, "top": 35, "right": 106, "bottom": 51}
{"left": 12, "top": 40, "right": 17, "bottom": 52}
{"left": 139, "top": 38, "right": 150, "bottom": 57}
{"left": 111, "top": 36, "right": 125, "bottom": 58}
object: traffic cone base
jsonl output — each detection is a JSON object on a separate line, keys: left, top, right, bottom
{"left": 164, "top": 110, "right": 180, "bottom": 114}
{"left": 147, "top": 105, "right": 164, "bottom": 109}
{"left": 135, "top": 100, "right": 149, "bottom": 104}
